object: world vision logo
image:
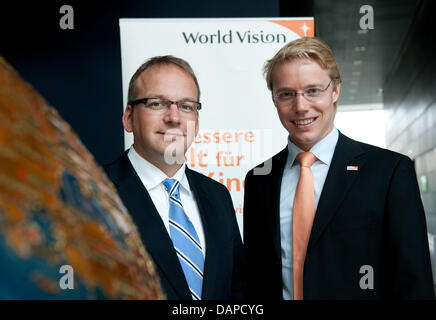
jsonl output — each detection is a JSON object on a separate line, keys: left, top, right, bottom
{"left": 182, "top": 30, "right": 287, "bottom": 44}
{"left": 181, "top": 20, "right": 314, "bottom": 45}
{"left": 269, "top": 20, "right": 314, "bottom": 38}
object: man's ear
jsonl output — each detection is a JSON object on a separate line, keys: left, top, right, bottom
{"left": 332, "top": 82, "right": 341, "bottom": 103}
{"left": 122, "top": 105, "right": 133, "bottom": 132}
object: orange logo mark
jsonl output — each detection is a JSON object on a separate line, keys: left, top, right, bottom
{"left": 269, "top": 20, "right": 314, "bottom": 38}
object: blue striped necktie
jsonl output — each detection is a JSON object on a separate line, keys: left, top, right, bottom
{"left": 162, "top": 178, "right": 204, "bottom": 300}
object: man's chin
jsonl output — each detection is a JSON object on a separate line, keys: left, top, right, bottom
{"left": 290, "top": 134, "right": 317, "bottom": 150}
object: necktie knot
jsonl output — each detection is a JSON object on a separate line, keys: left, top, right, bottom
{"left": 296, "top": 152, "right": 317, "bottom": 168}
{"left": 163, "top": 178, "right": 179, "bottom": 197}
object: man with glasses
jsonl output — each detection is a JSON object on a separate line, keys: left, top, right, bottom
{"left": 104, "top": 56, "right": 246, "bottom": 300}
{"left": 243, "top": 37, "right": 434, "bottom": 299}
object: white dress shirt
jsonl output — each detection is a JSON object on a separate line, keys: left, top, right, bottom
{"left": 281, "top": 127, "right": 339, "bottom": 300}
{"left": 127, "top": 146, "right": 206, "bottom": 257}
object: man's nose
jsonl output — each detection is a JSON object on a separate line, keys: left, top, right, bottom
{"left": 293, "top": 93, "right": 310, "bottom": 112}
{"left": 164, "top": 103, "right": 181, "bottom": 123}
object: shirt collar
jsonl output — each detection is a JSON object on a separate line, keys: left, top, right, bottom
{"left": 127, "top": 146, "right": 192, "bottom": 194}
{"left": 287, "top": 126, "right": 339, "bottom": 167}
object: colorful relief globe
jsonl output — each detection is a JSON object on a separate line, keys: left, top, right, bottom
{"left": 0, "top": 57, "right": 165, "bottom": 299}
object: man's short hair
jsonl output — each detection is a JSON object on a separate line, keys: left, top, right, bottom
{"left": 264, "top": 37, "right": 341, "bottom": 92}
{"left": 127, "top": 55, "right": 200, "bottom": 104}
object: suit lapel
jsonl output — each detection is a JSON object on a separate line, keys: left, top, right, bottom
{"left": 184, "top": 168, "right": 219, "bottom": 300}
{"left": 267, "top": 148, "right": 289, "bottom": 262}
{"left": 109, "top": 153, "right": 190, "bottom": 299}
{"left": 307, "top": 132, "right": 366, "bottom": 251}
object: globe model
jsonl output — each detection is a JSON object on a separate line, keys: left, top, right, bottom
{"left": 0, "top": 56, "right": 165, "bottom": 299}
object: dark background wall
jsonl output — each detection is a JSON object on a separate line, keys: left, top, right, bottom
{"left": 384, "top": 0, "right": 436, "bottom": 239}
{"left": 383, "top": 1, "right": 436, "bottom": 287}
{"left": 1, "top": 0, "right": 281, "bottom": 166}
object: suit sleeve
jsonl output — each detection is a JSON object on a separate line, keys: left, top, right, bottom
{"left": 242, "top": 170, "right": 268, "bottom": 299}
{"left": 242, "top": 171, "right": 256, "bottom": 296}
{"left": 223, "top": 185, "right": 248, "bottom": 300}
{"left": 384, "top": 156, "right": 435, "bottom": 299}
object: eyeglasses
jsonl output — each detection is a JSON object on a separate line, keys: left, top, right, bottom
{"left": 272, "top": 79, "right": 335, "bottom": 104}
{"left": 129, "top": 97, "right": 201, "bottom": 114}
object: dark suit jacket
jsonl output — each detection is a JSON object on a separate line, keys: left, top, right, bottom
{"left": 104, "top": 151, "right": 247, "bottom": 300}
{"left": 243, "top": 131, "right": 434, "bottom": 299}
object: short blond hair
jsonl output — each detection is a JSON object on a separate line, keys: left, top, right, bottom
{"left": 264, "top": 37, "right": 341, "bottom": 92}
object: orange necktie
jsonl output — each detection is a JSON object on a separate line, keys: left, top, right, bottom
{"left": 293, "top": 151, "right": 317, "bottom": 300}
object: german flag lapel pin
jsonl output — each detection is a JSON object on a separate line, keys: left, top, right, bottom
{"left": 347, "top": 165, "right": 359, "bottom": 171}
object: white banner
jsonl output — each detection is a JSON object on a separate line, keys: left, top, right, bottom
{"left": 119, "top": 18, "right": 314, "bottom": 234}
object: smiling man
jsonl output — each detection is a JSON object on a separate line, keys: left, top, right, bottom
{"left": 104, "top": 56, "right": 246, "bottom": 300}
{"left": 243, "top": 37, "right": 434, "bottom": 300}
